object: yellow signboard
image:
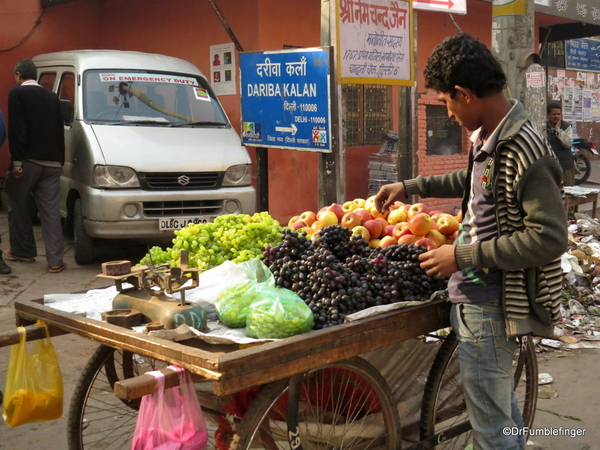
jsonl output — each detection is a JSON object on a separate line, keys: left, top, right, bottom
{"left": 492, "top": 0, "right": 527, "bottom": 17}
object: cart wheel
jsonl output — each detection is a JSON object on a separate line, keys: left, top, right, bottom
{"left": 234, "top": 356, "right": 401, "bottom": 450}
{"left": 67, "top": 344, "right": 222, "bottom": 450}
{"left": 419, "top": 331, "right": 538, "bottom": 449}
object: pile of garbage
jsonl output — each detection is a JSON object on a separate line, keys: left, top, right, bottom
{"left": 547, "top": 213, "right": 600, "bottom": 349}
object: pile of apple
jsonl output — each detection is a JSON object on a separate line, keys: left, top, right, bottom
{"left": 287, "top": 196, "right": 462, "bottom": 250}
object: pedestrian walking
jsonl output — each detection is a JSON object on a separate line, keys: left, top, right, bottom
{"left": 375, "top": 33, "right": 568, "bottom": 450}
{"left": 0, "top": 108, "right": 11, "bottom": 274}
{"left": 5, "top": 58, "right": 66, "bottom": 273}
{"left": 546, "top": 101, "right": 575, "bottom": 186}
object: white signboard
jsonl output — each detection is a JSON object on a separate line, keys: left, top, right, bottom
{"left": 210, "top": 43, "right": 236, "bottom": 96}
{"left": 413, "top": 0, "right": 467, "bottom": 15}
{"left": 336, "top": 0, "right": 414, "bottom": 86}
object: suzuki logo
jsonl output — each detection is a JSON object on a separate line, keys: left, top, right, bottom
{"left": 177, "top": 175, "right": 190, "bottom": 186}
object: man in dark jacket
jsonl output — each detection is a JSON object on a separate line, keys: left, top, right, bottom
{"left": 5, "top": 58, "right": 66, "bottom": 273}
{"left": 546, "top": 101, "right": 574, "bottom": 185}
{"left": 0, "top": 109, "right": 9, "bottom": 274}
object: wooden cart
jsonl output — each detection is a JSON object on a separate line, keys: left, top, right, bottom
{"left": 4, "top": 295, "right": 537, "bottom": 450}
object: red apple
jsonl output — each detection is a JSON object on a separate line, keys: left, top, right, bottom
{"left": 387, "top": 208, "right": 408, "bottom": 225}
{"left": 363, "top": 219, "right": 383, "bottom": 239}
{"left": 290, "top": 220, "right": 308, "bottom": 230}
{"left": 354, "top": 208, "right": 373, "bottom": 224}
{"left": 437, "top": 213, "right": 460, "bottom": 236}
{"left": 368, "top": 238, "right": 381, "bottom": 248}
{"left": 317, "top": 210, "right": 338, "bottom": 228}
{"left": 327, "top": 203, "right": 345, "bottom": 222}
{"left": 450, "top": 230, "right": 459, "bottom": 242}
{"left": 415, "top": 237, "right": 438, "bottom": 250}
{"left": 382, "top": 224, "right": 396, "bottom": 237}
{"left": 429, "top": 210, "right": 444, "bottom": 222}
{"left": 374, "top": 217, "right": 389, "bottom": 230}
{"left": 298, "top": 211, "right": 317, "bottom": 227}
{"left": 340, "top": 211, "right": 361, "bottom": 229}
{"left": 407, "top": 202, "right": 430, "bottom": 220}
{"left": 408, "top": 213, "right": 433, "bottom": 236}
{"left": 369, "top": 205, "right": 389, "bottom": 220}
{"left": 392, "top": 222, "right": 411, "bottom": 240}
{"left": 397, "top": 234, "right": 419, "bottom": 245}
{"left": 351, "top": 225, "right": 370, "bottom": 241}
{"left": 426, "top": 229, "right": 447, "bottom": 248}
{"left": 378, "top": 235, "right": 398, "bottom": 248}
{"left": 287, "top": 215, "right": 300, "bottom": 228}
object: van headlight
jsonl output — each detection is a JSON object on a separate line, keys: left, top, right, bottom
{"left": 223, "top": 164, "right": 252, "bottom": 186}
{"left": 93, "top": 165, "right": 140, "bottom": 188}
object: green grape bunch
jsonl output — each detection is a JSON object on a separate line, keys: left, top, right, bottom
{"left": 139, "top": 212, "right": 283, "bottom": 270}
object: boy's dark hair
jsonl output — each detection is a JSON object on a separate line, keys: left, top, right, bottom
{"left": 424, "top": 33, "right": 506, "bottom": 98}
{"left": 547, "top": 101, "right": 562, "bottom": 113}
{"left": 14, "top": 59, "right": 37, "bottom": 80}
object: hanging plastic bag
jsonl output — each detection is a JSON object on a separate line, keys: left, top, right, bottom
{"left": 3, "top": 320, "right": 63, "bottom": 427}
{"left": 132, "top": 365, "right": 208, "bottom": 450}
{"left": 215, "top": 258, "right": 275, "bottom": 328}
{"left": 246, "top": 286, "right": 314, "bottom": 339}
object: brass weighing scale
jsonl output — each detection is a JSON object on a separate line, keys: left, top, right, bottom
{"left": 97, "top": 252, "right": 207, "bottom": 331}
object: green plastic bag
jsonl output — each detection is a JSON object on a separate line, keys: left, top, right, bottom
{"left": 246, "top": 286, "right": 314, "bottom": 339}
{"left": 215, "top": 258, "right": 274, "bottom": 328}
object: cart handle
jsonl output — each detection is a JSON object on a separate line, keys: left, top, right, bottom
{"left": 114, "top": 367, "right": 210, "bottom": 400}
{"left": 0, "top": 323, "right": 69, "bottom": 348}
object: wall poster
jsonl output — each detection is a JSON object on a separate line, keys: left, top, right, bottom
{"left": 210, "top": 43, "right": 236, "bottom": 96}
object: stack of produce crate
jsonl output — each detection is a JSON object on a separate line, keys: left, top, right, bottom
{"left": 367, "top": 131, "right": 399, "bottom": 196}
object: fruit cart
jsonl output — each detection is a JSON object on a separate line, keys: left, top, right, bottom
{"left": 3, "top": 290, "right": 538, "bottom": 450}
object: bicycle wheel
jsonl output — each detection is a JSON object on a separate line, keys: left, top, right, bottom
{"left": 234, "top": 356, "right": 401, "bottom": 450}
{"left": 574, "top": 154, "right": 591, "bottom": 185}
{"left": 419, "top": 331, "right": 537, "bottom": 449}
{"left": 67, "top": 344, "right": 222, "bottom": 450}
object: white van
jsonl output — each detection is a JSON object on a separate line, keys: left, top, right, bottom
{"left": 32, "top": 50, "right": 256, "bottom": 264}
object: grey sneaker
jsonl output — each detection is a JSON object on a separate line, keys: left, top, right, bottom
{"left": 0, "top": 257, "right": 11, "bottom": 274}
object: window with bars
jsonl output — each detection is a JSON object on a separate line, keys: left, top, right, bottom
{"left": 342, "top": 84, "right": 392, "bottom": 146}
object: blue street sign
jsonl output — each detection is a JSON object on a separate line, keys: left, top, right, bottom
{"left": 240, "top": 48, "right": 332, "bottom": 152}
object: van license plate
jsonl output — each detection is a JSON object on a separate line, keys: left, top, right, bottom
{"left": 159, "top": 217, "right": 216, "bottom": 230}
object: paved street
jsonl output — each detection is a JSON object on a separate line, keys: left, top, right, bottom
{"left": 0, "top": 201, "right": 599, "bottom": 449}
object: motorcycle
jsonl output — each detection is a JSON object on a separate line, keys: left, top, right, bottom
{"left": 572, "top": 138, "right": 598, "bottom": 185}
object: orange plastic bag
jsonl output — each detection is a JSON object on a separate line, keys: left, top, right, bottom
{"left": 2, "top": 321, "right": 63, "bottom": 427}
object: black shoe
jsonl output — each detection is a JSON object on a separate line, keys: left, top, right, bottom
{"left": 0, "top": 257, "right": 12, "bottom": 274}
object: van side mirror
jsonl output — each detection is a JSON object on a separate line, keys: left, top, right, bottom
{"left": 60, "top": 99, "right": 74, "bottom": 125}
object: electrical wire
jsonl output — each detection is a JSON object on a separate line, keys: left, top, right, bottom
{"left": 449, "top": 13, "right": 463, "bottom": 33}
{"left": 0, "top": 9, "right": 45, "bottom": 52}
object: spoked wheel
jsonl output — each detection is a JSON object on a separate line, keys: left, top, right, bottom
{"left": 574, "top": 153, "right": 591, "bottom": 185}
{"left": 419, "top": 331, "right": 538, "bottom": 449}
{"left": 67, "top": 345, "right": 222, "bottom": 450}
{"left": 235, "top": 356, "right": 401, "bottom": 450}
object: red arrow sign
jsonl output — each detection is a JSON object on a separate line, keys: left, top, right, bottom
{"left": 415, "top": 0, "right": 455, "bottom": 8}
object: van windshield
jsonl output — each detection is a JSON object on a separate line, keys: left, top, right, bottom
{"left": 83, "top": 70, "right": 229, "bottom": 126}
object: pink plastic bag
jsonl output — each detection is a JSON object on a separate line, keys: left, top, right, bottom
{"left": 132, "top": 365, "right": 208, "bottom": 450}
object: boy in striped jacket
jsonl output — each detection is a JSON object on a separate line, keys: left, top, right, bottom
{"left": 375, "top": 33, "right": 567, "bottom": 450}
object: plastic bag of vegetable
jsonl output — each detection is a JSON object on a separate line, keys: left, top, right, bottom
{"left": 246, "top": 286, "right": 314, "bottom": 339}
{"left": 215, "top": 258, "right": 275, "bottom": 328}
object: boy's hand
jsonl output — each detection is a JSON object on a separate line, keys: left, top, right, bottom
{"left": 418, "top": 245, "right": 459, "bottom": 278}
{"left": 375, "top": 182, "right": 406, "bottom": 213}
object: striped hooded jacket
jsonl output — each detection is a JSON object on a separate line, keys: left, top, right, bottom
{"left": 404, "top": 100, "right": 568, "bottom": 338}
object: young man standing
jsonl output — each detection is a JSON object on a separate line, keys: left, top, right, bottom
{"left": 5, "top": 58, "right": 66, "bottom": 273}
{"left": 546, "top": 101, "right": 574, "bottom": 186}
{"left": 376, "top": 34, "right": 567, "bottom": 449}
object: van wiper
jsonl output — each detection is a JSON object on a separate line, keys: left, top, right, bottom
{"left": 167, "top": 121, "right": 227, "bottom": 127}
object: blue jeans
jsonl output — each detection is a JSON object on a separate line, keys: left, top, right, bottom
{"left": 450, "top": 301, "right": 526, "bottom": 450}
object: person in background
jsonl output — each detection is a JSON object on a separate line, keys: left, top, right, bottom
{"left": 0, "top": 109, "right": 11, "bottom": 274}
{"left": 546, "top": 101, "right": 574, "bottom": 186}
{"left": 375, "top": 33, "right": 567, "bottom": 450}
{"left": 5, "top": 58, "right": 66, "bottom": 273}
